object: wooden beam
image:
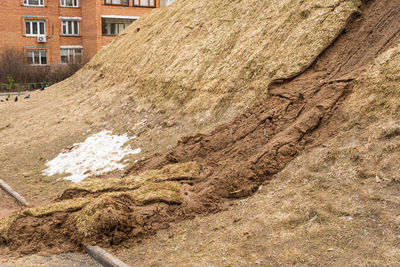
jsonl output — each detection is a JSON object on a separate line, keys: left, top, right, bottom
{"left": 0, "top": 179, "right": 29, "bottom": 206}
{"left": 86, "top": 245, "right": 130, "bottom": 267}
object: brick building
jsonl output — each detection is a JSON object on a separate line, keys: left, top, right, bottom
{"left": 0, "top": 0, "right": 174, "bottom": 65}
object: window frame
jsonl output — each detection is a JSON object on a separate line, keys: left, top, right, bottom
{"left": 102, "top": 18, "right": 136, "bottom": 36}
{"left": 104, "top": 0, "right": 129, "bottom": 6}
{"left": 60, "top": 47, "right": 83, "bottom": 64}
{"left": 61, "top": 19, "right": 80, "bottom": 36}
{"left": 27, "top": 50, "right": 47, "bottom": 65}
{"left": 133, "top": 0, "right": 156, "bottom": 7}
{"left": 25, "top": 20, "right": 46, "bottom": 37}
{"left": 23, "top": 0, "right": 44, "bottom": 7}
{"left": 60, "top": 0, "right": 79, "bottom": 8}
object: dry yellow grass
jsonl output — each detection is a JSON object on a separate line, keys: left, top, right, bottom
{"left": 112, "top": 40, "right": 400, "bottom": 267}
{"left": 0, "top": 216, "right": 16, "bottom": 245}
{"left": 22, "top": 198, "right": 92, "bottom": 217}
{"left": 64, "top": 161, "right": 199, "bottom": 194}
{"left": 1, "top": 0, "right": 400, "bottom": 264}
{"left": 83, "top": 0, "right": 360, "bottom": 138}
{"left": 0, "top": 0, "right": 359, "bottom": 208}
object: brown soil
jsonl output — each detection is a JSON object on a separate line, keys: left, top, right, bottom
{"left": 0, "top": 191, "right": 21, "bottom": 218}
{"left": 128, "top": 0, "right": 400, "bottom": 202}
{"left": 114, "top": 41, "right": 400, "bottom": 266}
{"left": 0, "top": 0, "right": 357, "bottom": 210}
{"left": 2, "top": 0, "right": 400, "bottom": 257}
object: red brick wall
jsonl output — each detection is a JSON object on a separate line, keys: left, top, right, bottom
{"left": 0, "top": 0, "right": 159, "bottom": 65}
{"left": 82, "top": 0, "right": 101, "bottom": 60}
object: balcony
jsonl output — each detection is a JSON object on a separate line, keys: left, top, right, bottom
{"left": 102, "top": 17, "right": 137, "bottom": 36}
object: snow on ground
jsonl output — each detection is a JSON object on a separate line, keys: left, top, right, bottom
{"left": 42, "top": 130, "right": 141, "bottom": 183}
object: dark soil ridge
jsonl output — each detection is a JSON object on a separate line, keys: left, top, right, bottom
{"left": 3, "top": 0, "right": 400, "bottom": 255}
{"left": 128, "top": 0, "right": 400, "bottom": 201}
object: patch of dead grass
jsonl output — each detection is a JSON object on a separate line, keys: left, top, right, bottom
{"left": 62, "top": 161, "right": 199, "bottom": 196}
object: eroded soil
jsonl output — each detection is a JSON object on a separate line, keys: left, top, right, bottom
{"left": 129, "top": 0, "right": 400, "bottom": 209}
{"left": 1, "top": 0, "right": 400, "bottom": 258}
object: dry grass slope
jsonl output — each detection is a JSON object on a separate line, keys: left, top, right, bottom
{"left": 112, "top": 41, "right": 400, "bottom": 267}
{"left": 8, "top": 0, "right": 400, "bottom": 262}
{"left": 81, "top": 0, "right": 360, "bottom": 138}
{"left": 0, "top": 0, "right": 359, "bottom": 214}
{"left": 0, "top": 0, "right": 359, "bottom": 210}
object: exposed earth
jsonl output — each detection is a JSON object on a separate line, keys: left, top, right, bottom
{"left": 1, "top": 0, "right": 400, "bottom": 265}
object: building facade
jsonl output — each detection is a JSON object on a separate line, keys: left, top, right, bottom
{"left": 0, "top": 0, "right": 174, "bottom": 65}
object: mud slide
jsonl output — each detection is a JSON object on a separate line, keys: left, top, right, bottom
{"left": 2, "top": 0, "right": 400, "bottom": 255}
{"left": 129, "top": 0, "right": 400, "bottom": 200}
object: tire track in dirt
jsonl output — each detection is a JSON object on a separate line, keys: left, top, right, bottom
{"left": 3, "top": 0, "right": 400, "bottom": 255}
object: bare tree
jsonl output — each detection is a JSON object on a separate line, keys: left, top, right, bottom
{"left": 0, "top": 47, "right": 84, "bottom": 92}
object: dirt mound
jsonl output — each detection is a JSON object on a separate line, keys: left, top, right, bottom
{"left": 1, "top": 0, "right": 400, "bottom": 256}
{"left": 1, "top": 162, "right": 198, "bottom": 254}
{"left": 128, "top": 0, "right": 400, "bottom": 199}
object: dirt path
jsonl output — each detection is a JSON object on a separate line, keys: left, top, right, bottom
{"left": 2, "top": 0, "right": 400, "bottom": 257}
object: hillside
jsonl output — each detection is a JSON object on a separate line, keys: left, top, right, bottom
{"left": 0, "top": 0, "right": 359, "bottom": 212}
{"left": 1, "top": 0, "right": 400, "bottom": 265}
{"left": 113, "top": 35, "right": 400, "bottom": 267}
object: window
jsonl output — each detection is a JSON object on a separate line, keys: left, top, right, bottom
{"left": 61, "top": 20, "right": 80, "bottom": 36}
{"left": 133, "top": 0, "right": 156, "bottom": 7}
{"left": 27, "top": 50, "right": 47, "bottom": 65}
{"left": 60, "top": 48, "right": 83, "bottom": 64}
{"left": 24, "top": 0, "right": 44, "bottom": 6}
{"left": 102, "top": 18, "right": 136, "bottom": 36}
{"left": 25, "top": 20, "right": 45, "bottom": 36}
{"left": 60, "top": 0, "right": 78, "bottom": 7}
{"left": 160, "top": 0, "right": 173, "bottom": 7}
{"left": 104, "top": 0, "right": 128, "bottom": 6}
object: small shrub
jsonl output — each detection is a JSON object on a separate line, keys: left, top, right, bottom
{"left": 0, "top": 76, "right": 19, "bottom": 92}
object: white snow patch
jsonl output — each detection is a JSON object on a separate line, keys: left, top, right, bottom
{"left": 42, "top": 130, "right": 141, "bottom": 183}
